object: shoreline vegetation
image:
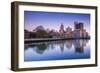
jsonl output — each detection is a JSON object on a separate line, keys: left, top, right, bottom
{"left": 25, "top": 37, "right": 90, "bottom": 43}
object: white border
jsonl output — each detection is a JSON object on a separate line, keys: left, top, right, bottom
{"left": 18, "top": 5, "right": 96, "bottom": 68}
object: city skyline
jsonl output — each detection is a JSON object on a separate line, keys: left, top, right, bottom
{"left": 24, "top": 11, "right": 90, "bottom": 33}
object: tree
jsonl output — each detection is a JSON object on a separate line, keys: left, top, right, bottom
{"left": 29, "top": 32, "right": 36, "bottom": 38}
{"left": 36, "top": 29, "right": 48, "bottom": 38}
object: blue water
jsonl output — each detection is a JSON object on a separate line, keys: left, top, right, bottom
{"left": 24, "top": 39, "right": 90, "bottom": 62}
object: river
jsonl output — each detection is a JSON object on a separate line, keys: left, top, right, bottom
{"left": 24, "top": 39, "right": 90, "bottom": 61}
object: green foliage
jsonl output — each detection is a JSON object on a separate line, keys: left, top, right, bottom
{"left": 36, "top": 43, "right": 48, "bottom": 54}
{"left": 36, "top": 29, "right": 48, "bottom": 38}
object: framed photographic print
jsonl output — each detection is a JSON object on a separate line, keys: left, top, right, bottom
{"left": 11, "top": 1, "right": 97, "bottom": 71}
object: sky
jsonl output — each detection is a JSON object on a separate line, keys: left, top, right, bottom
{"left": 24, "top": 11, "right": 90, "bottom": 33}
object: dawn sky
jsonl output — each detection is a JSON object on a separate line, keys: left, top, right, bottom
{"left": 24, "top": 11, "right": 90, "bottom": 33}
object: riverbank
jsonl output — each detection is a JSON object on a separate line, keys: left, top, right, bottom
{"left": 25, "top": 37, "right": 90, "bottom": 43}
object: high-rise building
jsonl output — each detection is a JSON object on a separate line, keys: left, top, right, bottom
{"left": 72, "top": 29, "right": 80, "bottom": 38}
{"left": 59, "top": 23, "right": 65, "bottom": 34}
{"left": 66, "top": 27, "right": 72, "bottom": 32}
{"left": 79, "top": 22, "right": 84, "bottom": 30}
{"left": 59, "top": 23, "right": 65, "bottom": 38}
{"left": 66, "top": 40, "right": 72, "bottom": 49}
{"left": 73, "top": 22, "right": 86, "bottom": 38}
{"left": 65, "top": 27, "right": 72, "bottom": 38}
{"left": 74, "top": 22, "right": 84, "bottom": 30}
{"left": 73, "top": 40, "right": 84, "bottom": 53}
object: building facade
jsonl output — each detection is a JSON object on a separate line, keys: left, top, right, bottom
{"left": 59, "top": 23, "right": 65, "bottom": 38}
{"left": 72, "top": 22, "right": 89, "bottom": 38}
{"left": 65, "top": 27, "right": 72, "bottom": 38}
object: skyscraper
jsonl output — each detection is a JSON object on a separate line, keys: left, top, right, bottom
{"left": 74, "top": 22, "right": 84, "bottom": 30}
{"left": 73, "top": 21, "right": 90, "bottom": 38}
{"left": 59, "top": 23, "right": 65, "bottom": 34}
{"left": 65, "top": 27, "right": 72, "bottom": 38}
{"left": 59, "top": 23, "right": 65, "bottom": 38}
{"left": 73, "top": 22, "right": 85, "bottom": 38}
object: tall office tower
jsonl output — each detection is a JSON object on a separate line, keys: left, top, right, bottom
{"left": 74, "top": 22, "right": 84, "bottom": 30}
{"left": 73, "top": 22, "right": 84, "bottom": 38}
{"left": 59, "top": 23, "right": 65, "bottom": 34}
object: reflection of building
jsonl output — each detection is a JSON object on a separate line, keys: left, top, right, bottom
{"left": 66, "top": 40, "right": 72, "bottom": 49}
{"left": 75, "top": 47, "right": 84, "bottom": 53}
{"left": 73, "top": 40, "right": 87, "bottom": 53}
{"left": 59, "top": 41, "right": 65, "bottom": 53}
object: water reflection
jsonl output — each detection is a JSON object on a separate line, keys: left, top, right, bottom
{"left": 24, "top": 39, "right": 90, "bottom": 61}
{"left": 66, "top": 40, "right": 72, "bottom": 49}
{"left": 73, "top": 40, "right": 88, "bottom": 53}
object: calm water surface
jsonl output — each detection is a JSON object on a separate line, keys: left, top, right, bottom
{"left": 24, "top": 39, "right": 90, "bottom": 61}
